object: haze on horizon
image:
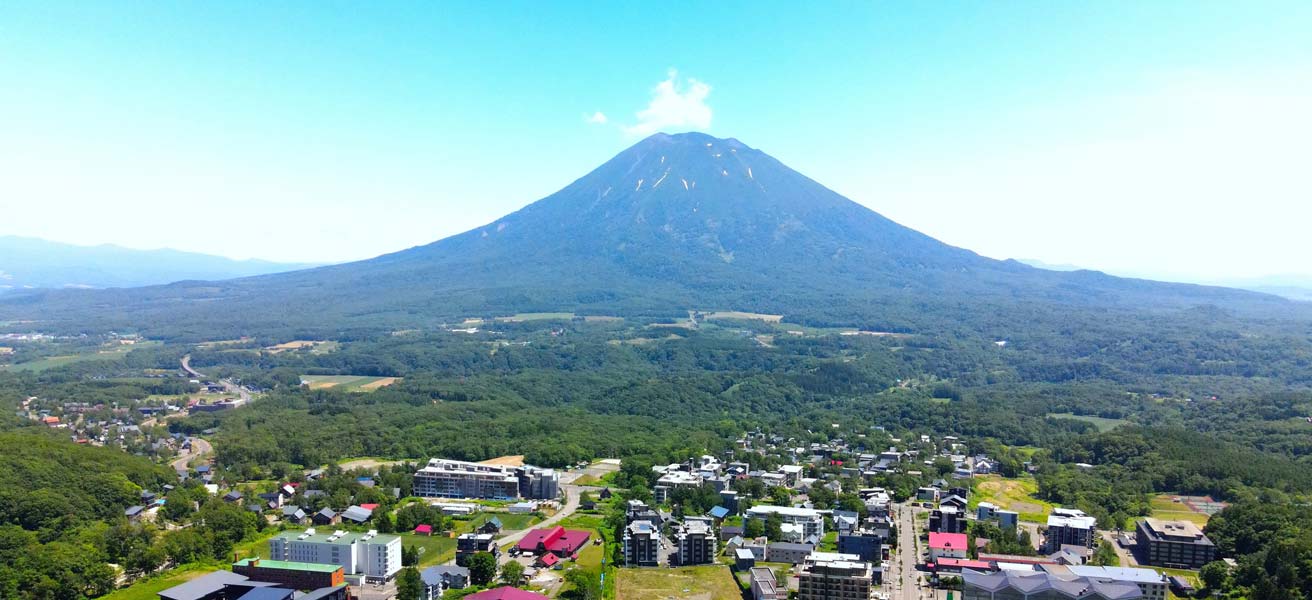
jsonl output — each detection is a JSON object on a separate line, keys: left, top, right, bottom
{"left": 1, "top": 2, "right": 1309, "bottom": 285}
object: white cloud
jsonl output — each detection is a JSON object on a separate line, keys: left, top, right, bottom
{"left": 623, "top": 69, "right": 713, "bottom": 137}
{"left": 585, "top": 111, "right": 608, "bottom": 125}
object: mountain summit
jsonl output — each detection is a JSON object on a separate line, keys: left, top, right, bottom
{"left": 1, "top": 132, "right": 1298, "bottom": 336}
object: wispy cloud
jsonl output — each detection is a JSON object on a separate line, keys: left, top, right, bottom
{"left": 623, "top": 69, "right": 712, "bottom": 137}
{"left": 585, "top": 111, "right": 608, "bottom": 125}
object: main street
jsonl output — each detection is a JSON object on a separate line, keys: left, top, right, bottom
{"left": 887, "top": 501, "right": 929, "bottom": 600}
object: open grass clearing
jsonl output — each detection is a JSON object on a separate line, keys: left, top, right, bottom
{"left": 1046, "top": 413, "right": 1131, "bottom": 432}
{"left": 615, "top": 565, "right": 741, "bottom": 600}
{"left": 495, "top": 312, "right": 576, "bottom": 322}
{"left": 972, "top": 475, "right": 1055, "bottom": 522}
{"left": 301, "top": 375, "right": 400, "bottom": 392}
{"left": 0, "top": 341, "right": 161, "bottom": 372}
{"left": 1147, "top": 495, "right": 1212, "bottom": 527}
{"left": 479, "top": 455, "right": 525, "bottom": 466}
{"left": 701, "top": 311, "right": 784, "bottom": 323}
{"left": 100, "top": 563, "right": 216, "bottom": 600}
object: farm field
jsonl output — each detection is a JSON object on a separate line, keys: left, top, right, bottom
{"left": 971, "top": 475, "right": 1055, "bottom": 522}
{"left": 265, "top": 340, "right": 338, "bottom": 354}
{"left": 615, "top": 565, "right": 741, "bottom": 600}
{"left": 1047, "top": 413, "right": 1131, "bottom": 432}
{"left": 495, "top": 312, "right": 575, "bottom": 322}
{"left": 0, "top": 341, "right": 161, "bottom": 372}
{"left": 701, "top": 310, "right": 784, "bottom": 322}
{"left": 301, "top": 375, "right": 399, "bottom": 392}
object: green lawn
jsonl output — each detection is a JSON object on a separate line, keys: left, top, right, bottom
{"left": 615, "top": 565, "right": 741, "bottom": 600}
{"left": 1046, "top": 413, "right": 1131, "bottom": 432}
{"left": 101, "top": 564, "right": 218, "bottom": 600}
{"left": 403, "top": 532, "right": 460, "bottom": 566}
{"left": 469, "top": 512, "right": 539, "bottom": 531}
{"left": 0, "top": 341, "right": 162, "bottom": 372}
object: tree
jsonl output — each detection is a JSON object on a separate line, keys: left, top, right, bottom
{"left": 770, "top": 487, "right": 792, "bottom": 507}
{"left": 1090, "top": 540, "right": 1119, "bottom": 566}
{"left": 744, "top": 517, "right": 765, "bottom": 539}
{"left": 500, "top": 560, "right": 524, "bottom": 586}
{"left": 396, "top": 566, "right": 423, "bottom": 600}
{"left": 402, "top": 544, "right": 419, "bottom": 566}
{"left": 765, "top": 513, "right": 784, "bottom": 541}
{"left": 467, "top": 552, "right": 497, "bottom": 586}
{"left": 1199, "top": 561, "right": 1229, "bottom": 591}
{"left": 561, "top": 569, "right": 601, "bottom": 600}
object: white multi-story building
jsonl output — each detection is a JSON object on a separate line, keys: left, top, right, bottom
{"left": 269, "top": 529, "right": 401, "bottom": 582}
{"left": 1046, "top": 508, "right": 1098, "bottom": 551}
{"left": 746, "top": 505, "right": 824, "bottom": 538}
{"left": 653, "top": 470, "right": 703, "bottom": 503}
{"left": 797, "top": 552, "right": 874, "bottom": 600}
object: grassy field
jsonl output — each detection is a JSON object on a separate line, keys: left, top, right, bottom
{"left": 403, "top": 532, "right": 460, "bottom": 566}
{"left": 1046, "top": 413, "right": 1131, "bottom": 432}
{"left": 0, "top": 341, "right": 161, "bottom": 372}
{"left": 468, "top": 512, "right": 539, "bottom": 531}
{"left": 100, "top": 564, "right": 217, "bottom": 600}
{"left": 301, "top": 375, "right": 400, "bottom": 392}
{"left": 971, "top": 475, "right": 1055, "bottom": 522}
{"left": 1147, "top": 495, "right": 1212, "bottom": 527}
{"left": 615, "top": 565, "right": 741, "bottom": 600}
{"left": 495, "top": 312, "right": 576, "bottom": 322}
{"left": 701, "top": 311, "right": 784, "bottom": 322}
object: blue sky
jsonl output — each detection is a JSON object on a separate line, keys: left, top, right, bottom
{"left": 1, "top": 2, "right": 1309, "bottom": 281}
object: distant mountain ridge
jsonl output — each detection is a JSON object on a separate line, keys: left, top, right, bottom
{"left": 1018, "top": 259, "right": 1312, "bottom": 302}
{"left": 1, "top": 132, "right": 1305, "bottom": 337}
{"left": 0, "top": 235, "right": 316, "bottom": 291}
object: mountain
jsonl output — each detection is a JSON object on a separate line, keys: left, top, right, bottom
{"left": 1, "top": 132, "right": 1305, "bottom": 338}
{"left": 1019, "top": 259, "right": 1312, "bottom": 302}
{"left": 0, "top": 235, "right": 316, "bottom": 292}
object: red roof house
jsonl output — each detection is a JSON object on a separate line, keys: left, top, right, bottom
{"left": 537, "top": 552, "right": 559, "bottom": 567}
{"left": 360, "top": 503, "right": 380, "bottom": 511}
{"left": 464, "top": 587, "right": 549, "bottom": 600}
{"left": 516, "top": 526, "right": 591, "bottom": 557}
{"left": 546, "top": 530, "right": 591, "bottom": 557}
{"left": 928, "top": 532, "right": 968, "bottom": 561}
{"left": 414, "top": 524, "right": 433, "bottom": 536}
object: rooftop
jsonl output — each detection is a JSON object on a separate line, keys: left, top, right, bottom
{"left": 929, "top": 532, "right": 968, "bottom": 550}
{"left": 233, "top": 558, "right": 342, "bottom": 574}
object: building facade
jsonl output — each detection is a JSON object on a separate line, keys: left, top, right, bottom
{"left": 269, "top": 529, "right": 401, "bottom": 581}
{"left": 414, "top": 459, "right": 521, "bottom": 499}
{"left": 746, "top": 505, "right": 824, "bottom": 538}
{"left": 232, "top": 559, "right": 344, "bottom": 591}
{"left": 675, "top": 521, "right": 716, "bottom": 565}
{"left": 456, "top": 533, "right": 498, "bottom": 567}
{"left": 1046, "top": 509, "right": 1097, "bottom": 551}
{"left": 1134, "top": 519, "right": 1216, "bottom": 569}
{"left": 622, "top": 521, "right": 660, "bottom": 566}
{"left": 797, "top": 552, "right": 874, "bottom": 600}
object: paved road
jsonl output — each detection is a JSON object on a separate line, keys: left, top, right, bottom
{"left": 182, "top": 354, "right": 251, "bottom": 402}
{"left": 171, "top": 437, "right": 212, "bottom": 477}
{"left": 494, "top": 484, "right": 583, "bottom": 551}
{"left": 887, "top": 502, "right": 928, "bottom": 600}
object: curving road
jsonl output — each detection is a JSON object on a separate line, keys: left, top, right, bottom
{"left": 494, "top": 484, "right": 583, "bottom": 550}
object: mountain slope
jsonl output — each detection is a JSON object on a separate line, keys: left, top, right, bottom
{"left": 0, "top": 235, "right": 315, "bottom": 291}
{"left": 1, "top": 132, "right": 1304, "bottom": 337}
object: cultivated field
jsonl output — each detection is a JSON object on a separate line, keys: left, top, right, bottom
{"left": 1047, "top": 412, "right": 1131, "bottom": 432}
{"left": 972, "top": 476, "right": 1055, "bottom": 522}
{"left": 301, "top": 375, "right": 399, "bottom": 392}
{"left": 265, "top": 340, "right": 338, "bottom": 354}
{"left": 702, "top": 310, "right": 784, "bottom": 322}
{"left": 0, "top": 341, "right": 161, "bottom": 372}
{"left": 616, "top": 565, "right": 741, "bottom": 600}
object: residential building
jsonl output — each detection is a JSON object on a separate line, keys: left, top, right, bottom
{"left": 517, "top": 466, "right": 559, "bottom": 500}
{"left": 766, "top": 542, "right": 815, "bottom": 564}
{"left": 1046, "top": 509, "right": 1097, "bottom": 551}
{"left": 929, "top": 532, "right": 968, "bottom": 561}
{"left": 414, "top": 459, "right": 520, "bottom": 500}
{"left": 456, "top": 533, "right": 498, "bottom": 566}
{"left": 269, "top": 529, "right": 401, "bottom": 582}
{"left": 798, "top": 552, "right": 874, "bottom": 600}
{"left": 750, "top": 567, "right": 787, "bottom": 600}
{"left": 976, "top": 502, "right": 1019, "bottom": 529}
{"left": 963, "top": 568, "right": 1144, "bottom": 600}
{"left": 746, "top": 505, "right": 824, "bottom": 538}
{"left": 654, "top": 470, "right": 703, "bottom": 503}
{"left": 420, "top": 566, "right": 469, "bottom": 600}
{"left": 1134, "top": 518, "right": 1216, "bottom": 569}
{"left": 675, "top": 520, "right": 716, "bottom": 565}
{"left": 929, "top": 506, "right": 967, "bottom": 534}
{"left": 837, "top": 530, "right": 885, "bottom": 563}
{"left": 1041, "top": 565, "right": 1167, "bottom": 600}
{"left": 622, "top": 520, "right": 660, "bottom": 566}
{"left": 232, "top": 559, "right": 343, "bottom": 591}
{"left": 155, "top": 571, "right": 348, "bottom": 600}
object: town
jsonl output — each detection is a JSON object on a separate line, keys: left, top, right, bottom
{"left": 136, "top": 427, "right": 1222, "bottom": 600}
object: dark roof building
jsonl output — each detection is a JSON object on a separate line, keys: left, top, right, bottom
{"left": 1134, "top": 518, "right": 1216, "bottom": 569}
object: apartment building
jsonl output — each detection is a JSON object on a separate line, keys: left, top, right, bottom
{"left": 622, "top": 520, "right": 660, "bottom": 567}
{"left": 414, "top": 459, "right": 520, "bottom": 499}
{"left": 1046, "top": 508, "right": 1097, "bottom": 551}
{"left": 456, "top": 533, "right": 498, "bottom": 567}
{"left": 750, "top": 567, "right": 787, "bottom": 600}
{"left": 675, "top": 520, "right": 716, "bottom": 566}
{"left": 1134, "top": 518, "right": 1216, "bottom": 569}
{"left": 746, "top": 505, "right": 824, "bottom": 538}
{"left": 797, "top": 552, "right": 874, "bottom": 600}
{"left": 269, "top": 529, "right": 401, "bottom": 582}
